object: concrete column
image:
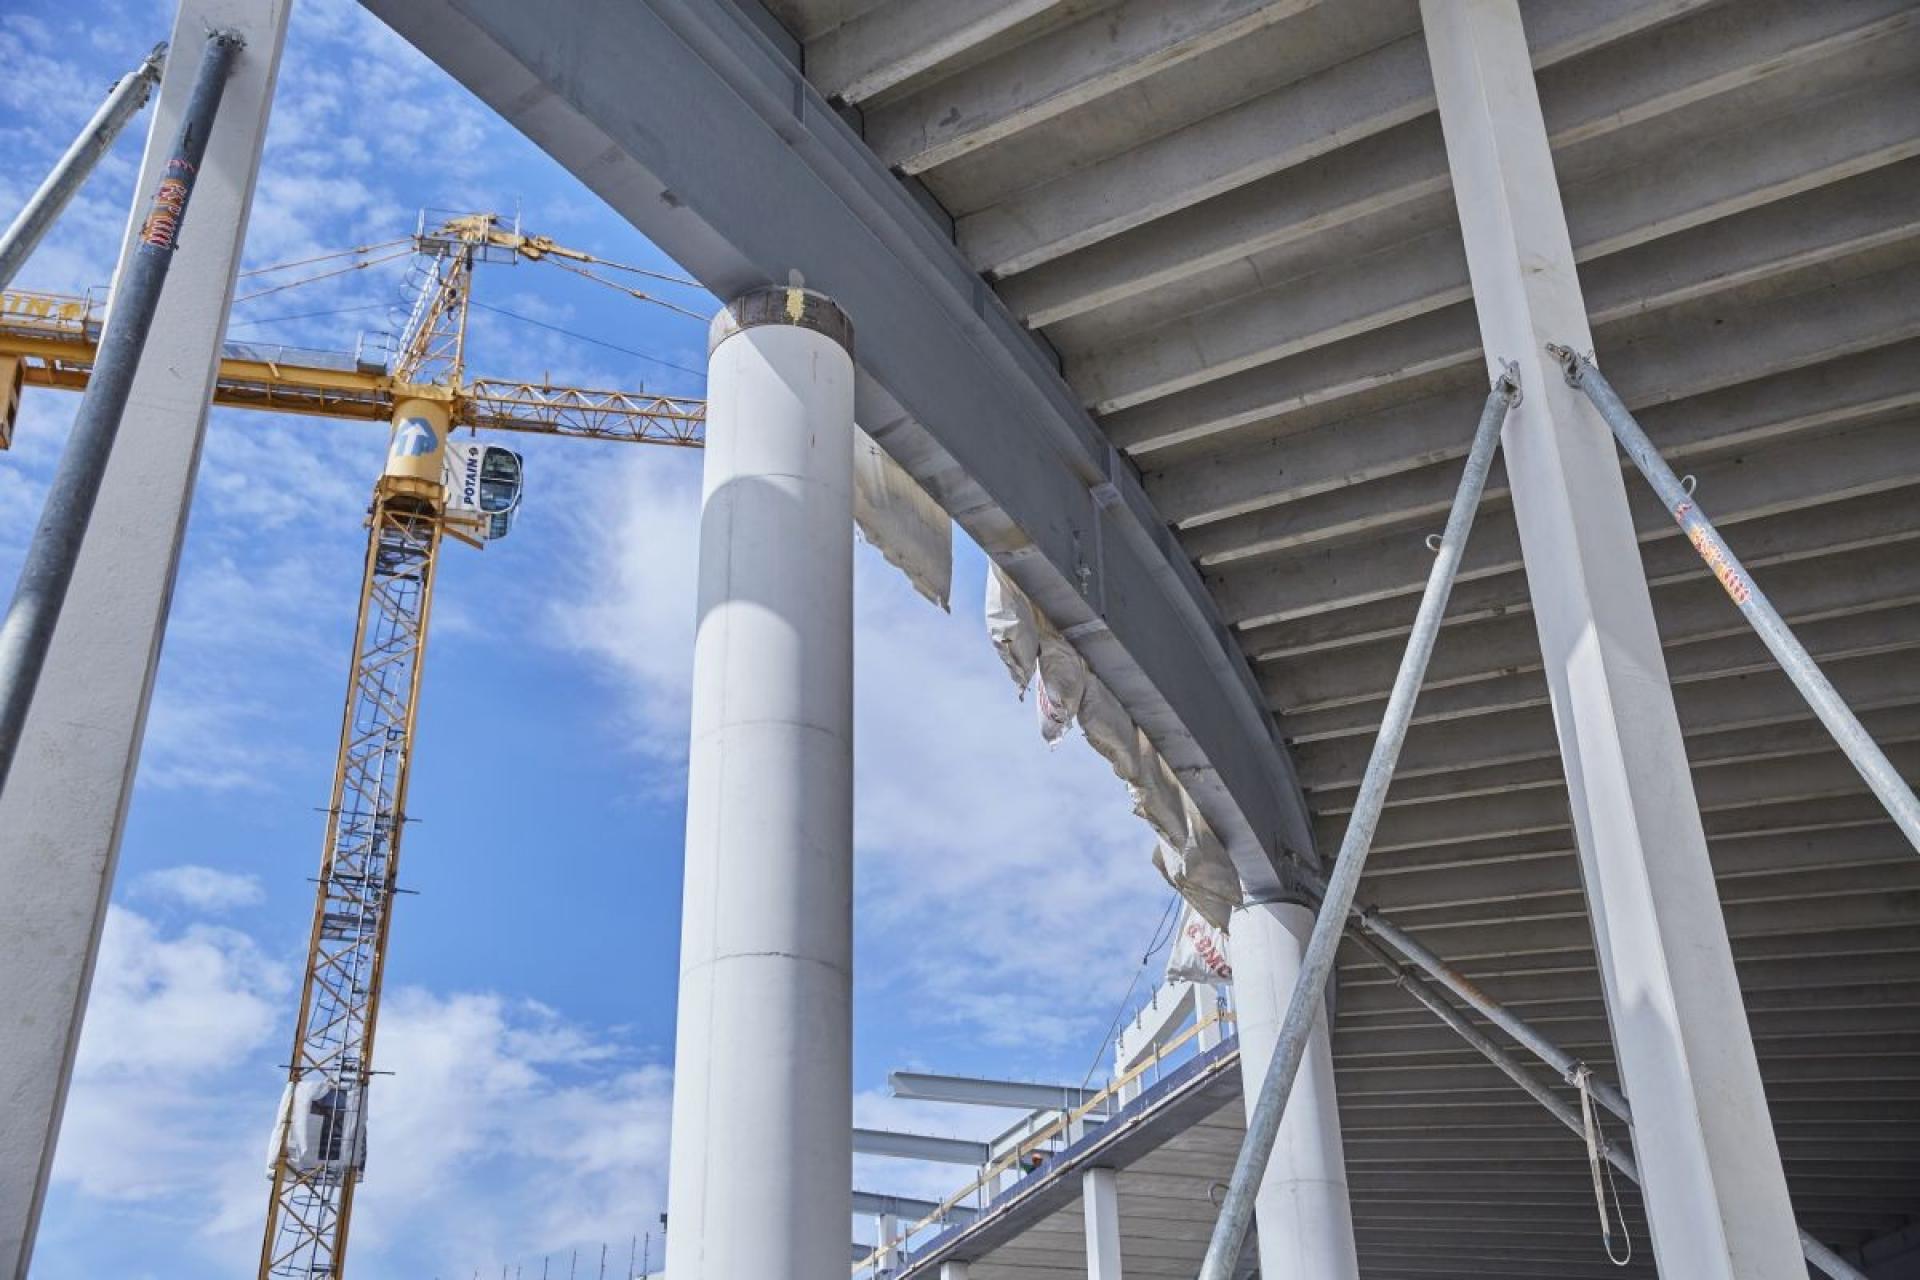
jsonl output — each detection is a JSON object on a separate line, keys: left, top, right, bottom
{"left": 1231, "top": 900, "right": 1359, "bottom": 1280}
{"left": 0, "top": 4, "right": 288, "bottom": 1276}
{"left": 1082, "top": 1167, "right": 1122, "bottom": 1280}
{"left": 939, "top": 1264, "right": 971, "bottom": 1280}
{"left": 1419, "top": 4, "right": 1803, "bottom": 1276}
{"left": 663, "top": 285, "right": 856, "bottom": 1280}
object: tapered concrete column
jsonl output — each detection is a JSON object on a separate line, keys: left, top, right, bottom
{"left": 0, "top": 4, "right": 288, "bottom": 1276}
{"left": 1231, "top": 900, "right": 1358, "bottom": 1280}
{"left": 1083, "top": 1168, "right": 1122, "bottom": 1280}
{"left": 1419, "top": 4, "right": 1802, "bottom": 1276}
{"left": 664, "top": 285, "right": 855, "bottom": 1280}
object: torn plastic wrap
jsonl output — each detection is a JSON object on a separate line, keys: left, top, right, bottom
{"left": 981, "top": 564, "right": 1246, "bottom": 930}
{"left": 1127, "top": 739, "right": 1187, "bottom": 848}
{"left": 1152, "top": 794, "right": 1242, "bottom": 929}
{"left": 853, "top": 427, "right": 952, "bottom": 609}
{"left": 1034, "top": 627, "right": 1088, "bottom": 744}
{"left": 1165, "top": 902, "right": 1234, "bottom": 985}
{"left": 985, "top": 563, "right": 1039, "bottom": 693}
{"left": 1078, "top": 674, "right": 1140, "bottom": 781}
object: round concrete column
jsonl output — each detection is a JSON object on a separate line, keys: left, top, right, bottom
{"left": 1232, "top": 898, "right": 1359, "bottom": 1280}
{"left": 664, "top": 286, "right": 855, "bottom": 1280}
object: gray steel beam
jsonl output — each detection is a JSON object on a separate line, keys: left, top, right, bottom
{"left": 889, "top": 1071, "right": 1096, "bottom": 1113}
{"left": 854, "top": 1128, "right": 993, "bottom": 1165}
{"left": 360, "top": 0, "right": 1313, "bottom": 890}
{"left": 852, "top": 1190, "right": 979, "bottom": 1226}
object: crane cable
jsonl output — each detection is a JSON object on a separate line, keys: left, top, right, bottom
{"left": 236, "top": 238, "right": 411, "bottom": 278}
{"left": 542, "top": 257, "right": 710, "bottom": 323}
{"left": 232, "top": 249, "right": 414, "bottom": 305}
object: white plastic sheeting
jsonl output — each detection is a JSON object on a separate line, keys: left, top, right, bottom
{"left": 264, "top": 1075, "right": 327, "bottom": 1176}
{"left": 1165, "top": 903, "right": 1234, "bottom": 985}
{"left": 853, "top": 426, "right": 952, "bottom": 609}
{"left": 984, "top": 564, "right": 1244, "bottom": 928}
{"left": 986, "top": 561, "right": 1040, "bottom": 690}
{"left": 1034, "top": 628, "right": 1088, "bottom": 743}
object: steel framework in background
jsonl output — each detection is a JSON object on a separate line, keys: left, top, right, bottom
{"left": 259, "top": 501, "right": 442, "bottom": 1279}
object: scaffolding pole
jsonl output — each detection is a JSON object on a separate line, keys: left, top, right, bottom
{"left": 0, "top": 44, "right": 166, "bottom": 291}
{"left": 1194, "top": 369, "right": 1519, "bottom": 1279}
{"left": 1553, "top": 345, "right": 1920, "bottom": 853}
{"left": 1343, "top": 927, "right": 1867, "bottom": 1280}
{"left": 0, "top": 30, "right": 239, "bottom": 798}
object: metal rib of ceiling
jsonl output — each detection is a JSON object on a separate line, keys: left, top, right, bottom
{"left": 763, "top": 0, "right": 1920, "bottom": 1272}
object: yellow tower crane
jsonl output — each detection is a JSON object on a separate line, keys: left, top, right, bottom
{"left": 0, "top": 213, "right": 707, "bottom": 1280}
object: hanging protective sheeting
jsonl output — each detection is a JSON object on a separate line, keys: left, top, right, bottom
{"left": 1034, "top": 628, "right": 1088, "bottom": 744}
{"left": 983, "top": 564, "right": 1243, "bottom": 928}
{"left": 853, "top": 426, "right": 952, "bottom": 609}
{"left": 1165, "top": 902, "right": 1234, "bottom": 985}
{"left": 986, "top": 563, "right": 1040, "bottom": 692}
{"left": 1155, "top": 795, "right": 1240, "bottom": 930}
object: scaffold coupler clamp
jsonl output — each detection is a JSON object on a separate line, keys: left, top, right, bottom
{"left": 1494, "top": 358, "right": 1522, "bottom": 405}
{"left": 1545, "top": 342, "right": 1592, "bottom": 386}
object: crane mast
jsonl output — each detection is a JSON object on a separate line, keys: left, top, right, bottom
{"left": 258, "top": 219, "right": 485, "bottom": 1280}
{"left": 0, "top": 215, "right": 705, "bottom": 1279}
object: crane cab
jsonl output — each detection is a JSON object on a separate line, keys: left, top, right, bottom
{"left": 444, "top": 441, "right": 524, "bottom": 541}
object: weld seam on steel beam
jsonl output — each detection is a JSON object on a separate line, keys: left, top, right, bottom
{"left": 1554, "top": 345, "right": 1920, "bottom": 853}
{"left": 0, "top": 44, "right": 167, "bottom": 291}
{"left": 0, "top": 31, "right": 240, "bottom": 797}
{"left": 1344, "top": 927, "right": 1867, "bottom": 1280}
{"left": 1195, "top": 369, "right": 1518, "bottom": 1279}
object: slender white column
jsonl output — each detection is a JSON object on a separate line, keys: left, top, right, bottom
{"left": 1419, "top": 4, "right": 1803, "bottom": 1275}
{"left": 1231, "top": 900, "right": 1358, "bottom": 1280}
{"left": 1082, "top": 1167, "right": 1123, "bottom": 1280}
{"left": 0, "top": 4, "right": 288, "bottom": 1275}
{"left": 664, "top": 286, "right": 856, "bottom": 1280}
{"left": 939, "top": 1264, "right": 971, "bottom": 1280}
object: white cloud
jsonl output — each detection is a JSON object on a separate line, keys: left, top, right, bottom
{"left": 544, "top": 443, "right": 1176, "bottom": 1066}
{"left": 135, "top": 865, "right": 267, "bottom": 911}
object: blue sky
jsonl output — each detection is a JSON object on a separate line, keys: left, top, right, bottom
{"left": 0, "top": 1, "right": 1182, "bottom": 1276}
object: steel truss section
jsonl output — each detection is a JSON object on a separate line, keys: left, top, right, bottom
{"left": 260, "top": 498, "right": 442, "bottom": 1280}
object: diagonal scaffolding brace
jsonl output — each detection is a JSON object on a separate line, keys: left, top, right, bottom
{"left": 1195, "top": 366, "right": 1520, "bottom": 1278}
{"left": 1336, "top": 914, "right": 1867, "bottom": 1280}
{"left": 1551, "top": 344, "right": 1920, "bottom": 853}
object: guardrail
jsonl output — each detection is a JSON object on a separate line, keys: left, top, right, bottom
{"left": 853, "top": 1009, "right": 1235, "bottom": 1276}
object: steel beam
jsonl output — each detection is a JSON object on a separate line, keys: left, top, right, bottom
{"left": 1421, "top": 2, "right": 1804, "bottom": 1272}
{"left": 0, "top": 4, "right": 289, "bottom": 1276}
{"left": 852, "top": 1191, "right": 978, "bottom": 1227}
{"left": 890, "top": 1071, "right": 1097, "bottom": 1113}
{"left": 360, "top": 0, "right": 1312, "bottom": 891}
{"left": 854, "top": 1128, "right": 993, "bottom": 1166}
